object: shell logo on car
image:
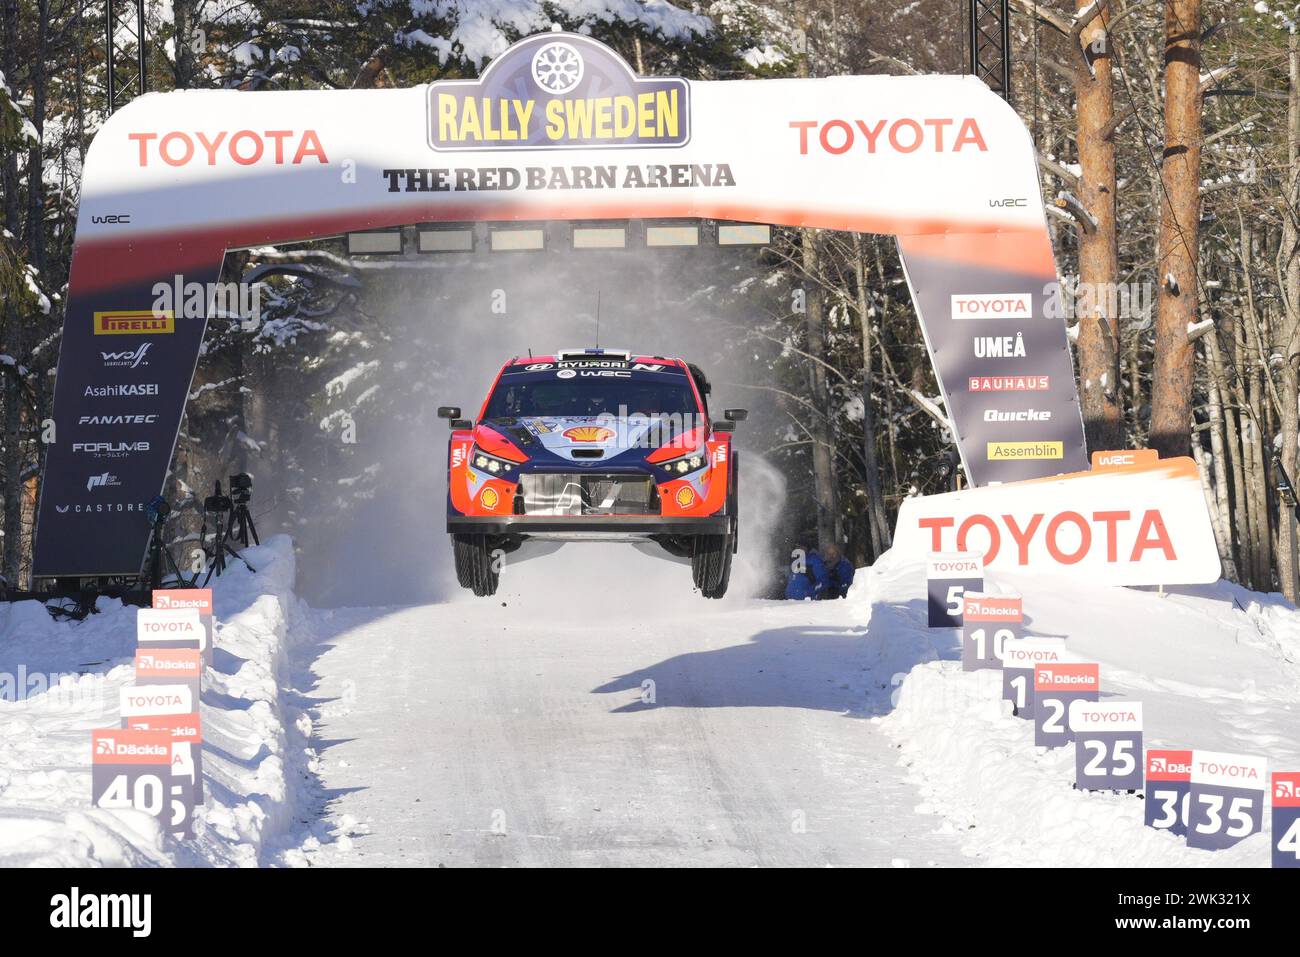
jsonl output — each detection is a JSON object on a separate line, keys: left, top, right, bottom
{"left": 480, "top": 487, "right": 499, "bottom": 509}
{"left": 675, "top": 485, "right": 696, "bottom": 508}
{"left": 562, "top": 426, "right": 615, "bottom": 443}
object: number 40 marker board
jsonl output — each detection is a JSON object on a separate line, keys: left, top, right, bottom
{"left": 927, "top": 553, "right": 983, "bottom": 628}
{"left": 962, "top": 593, "right": 1021, "bottom": 672}
{"left": 1274, "top": 772, "right": 1300, "bottom": 868}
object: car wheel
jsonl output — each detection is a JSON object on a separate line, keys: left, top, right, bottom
{"left": 453, "top": 534, "right": 499, "bottom": 596}
{"left": 691, "top": 533, "right": 732, "bottom": 599}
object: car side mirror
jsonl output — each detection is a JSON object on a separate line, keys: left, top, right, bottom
{"left": 437, "top": 405, "right": 461, "bottom": 420}
{"left": 451, "top": 419, "right": 472, "bottom": 430}
{"left": 724, "top": 408, "right": 748, "bottom": 422}
{"left": 712, "top": 420, "right": 736, "bottom": 433}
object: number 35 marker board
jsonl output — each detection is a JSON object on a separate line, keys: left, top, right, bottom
{"left": 962, "top": 593, "right": 1021, "bottom": 671}
{"left": 1002, "top": 637, "right": 1070, "bottom": 720}
{"left": 1272, "top": 772, "right": 1300, "bottom": 868}
{"left": 1144, "top": 749, "right": 1192, "bottom": 836}
{"left": 1033, "top": 662, "right": 1099, "bottom": 748}
{"left": 1069, "top": 700, "right": 1142, "bottom": 791}
{"left": 1186, "top": 751, "right": 1266, "bottom": 851}
{"left": 927, "top": 553, "right": 983, "bottom": 628}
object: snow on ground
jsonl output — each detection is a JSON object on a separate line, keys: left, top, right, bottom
{"left": 870, "top": 552, "right": 1300, "bottom": 867}
{"left": 1, "top": 534, "right": 1297, "bottom": 866}
{"left": 0, "top": 536, "right": 312, "bottom": 866}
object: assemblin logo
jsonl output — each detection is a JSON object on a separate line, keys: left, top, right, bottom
{"left": 1043, "top": 280, "right": 1153, "bottom": 321}
{"left": 152, "top": 274, "right": 261, "bottom": 330}
{"left": 50, "top": 887, "right": 151, "bottom": 937}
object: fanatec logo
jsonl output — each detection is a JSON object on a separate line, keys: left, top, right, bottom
{"left": 101, "top": 342, "right": 152, "bottom": 368}
{"left": 78, "top": 414, "right": 158, "bottom": 426}
{"left": 86, "top": 472, "right": 121, "bottom": 492}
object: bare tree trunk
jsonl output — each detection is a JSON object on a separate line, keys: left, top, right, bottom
{"left": 1076, "top": 13, "right": 1124, "bottom": 451}
{"left": 800, "top": 228, "right": 839, "bottom": 550}
{"left": 173, "top": 0, "right": 200, "bottom": 88}
{"left": 1150, "top": 0, "right": 1202, "bottom": 458}
{"left": 1, "top": 0, "right": 23, "bottom": 585}
{"left": 1202, "top": 332, "right": 1238, "bottom": 578}
{"left": 1274, "top": 28, "right": 1300, "bottom": 601}
{"left": 852, "top": 232, "right": 890, "bottom": 558}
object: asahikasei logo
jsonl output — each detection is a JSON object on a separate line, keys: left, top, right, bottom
{"left": 428, "top": 33, "right": 690, "bottom": 151}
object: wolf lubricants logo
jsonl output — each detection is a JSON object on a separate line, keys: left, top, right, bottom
{"left": 428, "top": 34, "right": 690, "bottom": 151}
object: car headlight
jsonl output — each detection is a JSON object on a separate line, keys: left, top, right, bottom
{"left": 658, "top": 450, "right": 706, "bottom": 475}
{"left": 471, "top": 446, "right": 519, "bottom": 475}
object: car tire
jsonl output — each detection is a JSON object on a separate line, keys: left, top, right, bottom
{"left": 692, "top": 532, "right": 732, "bottom": 599}
{"left": 453, "top": 533, "right": 499, "bottom": 596}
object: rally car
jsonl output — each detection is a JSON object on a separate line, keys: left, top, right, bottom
{"left": 440, "top": 349, "right": 745, "bottom": 598}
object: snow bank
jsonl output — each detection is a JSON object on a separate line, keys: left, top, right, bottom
{"left": 867, "top": 551, "right": 1300, "bottom": 866}
{"left": 0, "top": 536, "right": 313, "bottom": 866}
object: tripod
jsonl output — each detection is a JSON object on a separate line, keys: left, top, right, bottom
{"left": 200, "top": 481, "right": 255, "bottom": 587}
{"left": 145, "top": 495, "right": 193, "bottom": 589}
{"left": 227, "top": 491, "right": 259, "bottom": 548}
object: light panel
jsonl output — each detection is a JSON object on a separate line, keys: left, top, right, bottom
{"left": 347, "top": 230, "right": 403, "bottom": 255}
{"left": 572, "top": 225, "right": 628, "bottom": 250}
{"left": 489, "top": 226, "right": 546, "bottom": 252}
{"left": 418, "top": 227, "right": 475, "bottom": 252}
{"left": 645, "top": 223, "right": 700, "bottom": 247}
{"left": 717, "top": 223, "right": 772, "bottom": 246}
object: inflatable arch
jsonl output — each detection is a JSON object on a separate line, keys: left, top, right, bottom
{"left": 35, "top": 32, "right": 1086, "bottom": 577}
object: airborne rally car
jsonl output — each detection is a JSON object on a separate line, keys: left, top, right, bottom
{"left": 440, "top": 349, "right": 746, "bottom": 598}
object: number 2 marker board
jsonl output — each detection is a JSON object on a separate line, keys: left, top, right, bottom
{"left": 927, "top": 553, "right": 983, "bottom": 628}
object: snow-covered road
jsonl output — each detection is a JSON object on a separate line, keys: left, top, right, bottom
{"left": 289, "top": 552, "right": 970, "bottom": 867}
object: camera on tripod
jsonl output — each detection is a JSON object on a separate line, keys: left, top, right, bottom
{"left": 204, "top": 481, "right": 233, "bottom": 515}
{"left": 230, "top": 472, "right": 253, "bottom": 505}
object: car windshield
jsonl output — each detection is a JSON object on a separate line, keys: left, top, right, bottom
{"left": 484, "top": 369, "right": 700, "bottom": 419}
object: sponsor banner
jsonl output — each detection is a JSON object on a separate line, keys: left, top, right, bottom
{"left": 127, "top": 713, "right": 202, "bottom": 835}
{"left": 35, "top": 28, "right": 1078, "bottom": 577}
{"left": 1274, "top": 772, "right": 1300, "bottom": 868}
{"left": 926, "top": 552, "right": 983, "bottom": 628}
{"left": 1032, "top": 662, "right": 1098, "bottom": 749}
{"left": 1069, "top": 701, "right": 1142, "bottom": 791}
{"left": 1091, "top": 448, "right": 1159, "bottom": 470}
{"left": 119, "top": 682, "right": 194, "bottom": 724}
{"left": 898, "top": 239, "right": 1087, "bottom": 485}
{"left": 1187, "top": 750, "right": 1267, "bottom": 851}
{"left": 1001, "top": 636, "right": 1070, "bottom": 720}
{"left": 961, "top": 592, "right": 1021, "bottom": 672}
{"left": 134, "top": 648, "right": 201, "bottom": 711}
{"left": 894, "top": 458, "right": 1221, "bottom": 586}
{"left": 91, "top": 728, "right": 180, "bottom": 835}
{"left": 136, "top": 607, "right": 206, "bottom": 653}
{"left": 152, "top": 589, "right": 214, "bottom": 667}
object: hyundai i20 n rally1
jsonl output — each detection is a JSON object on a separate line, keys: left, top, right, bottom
{"left": 440, "top": 349, "right": 746, "bottom": 598}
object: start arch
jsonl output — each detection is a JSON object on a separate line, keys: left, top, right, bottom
{"left": 35, "top": 31, "right": 1085, "bottom": 577}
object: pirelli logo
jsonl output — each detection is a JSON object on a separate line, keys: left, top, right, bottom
{"left": 987, "top": 440, "right": 1064, "bottom": 461}
{"left": 93, "top": 310, "right": 174, "bottom": 335}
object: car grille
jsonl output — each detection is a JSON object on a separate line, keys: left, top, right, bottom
{"left": 519, "top": 473, "right": 658, "bottom": 516}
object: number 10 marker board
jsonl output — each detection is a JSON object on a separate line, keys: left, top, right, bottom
{"left": 962, "top": 593, "right": 1021, "bottom": 672}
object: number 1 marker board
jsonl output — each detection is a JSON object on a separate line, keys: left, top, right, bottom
{"left": 1033, "top": 662, "right": 1099, "bottom": 748}
{"left": 1273, "top": 772, "right": 1300, "bottom": 868}
{"left": 1144, "top": 749, "right": 1192, "bottom": 836}
{"left": 1002, "top": 637, "right": 1070, "bottom": 720}
{"left": 927, "top": 553, "right": 983, "bottom": 628}
{"left": 1069, "top": 700, "right": 1142, "bottom": 791}
{"left": 1186, "top": 750, "right": 1267, "bottom": 851}
{"left": 962, "top": 593, "right": 1022, "bottom": 671}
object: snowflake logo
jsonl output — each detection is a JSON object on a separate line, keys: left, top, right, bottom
{"left": 531, "top": 42, "right": 584, "bottom": 94}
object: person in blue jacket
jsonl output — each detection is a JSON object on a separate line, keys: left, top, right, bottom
{"left": 784, "top": 544, "right": 855, "bottom": 600}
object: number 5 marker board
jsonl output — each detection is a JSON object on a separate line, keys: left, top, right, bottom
{"left": 1186, "top": 750, "right": 1266, "bottom": 851}
{"left": 1144, "top": 749, "right": 1192, "bottom": 837}
{"left": 1033, "top": 662, "right": 1098, "bottom": 748}
{"left": 962, "top": 593, "right": 1021, "bottom": 671}
{"left": 1002, "top": 637, "right": 1070, "bottom": 720}
{"left": 1274, "top": 772, "right": 1300, "bottom": 868}
{"left": 927, "top": 553, "right": 983, "bottom": 628}
{"left": 1069, "top": 700, "right": 1142, "bottom": 791}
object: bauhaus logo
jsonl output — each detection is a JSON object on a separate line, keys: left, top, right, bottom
{"left": 951, "top": 293, "right": 1033, "bottom": 320}
{"left": 969, "top": 375, "right": 1050, "bottom": 392}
